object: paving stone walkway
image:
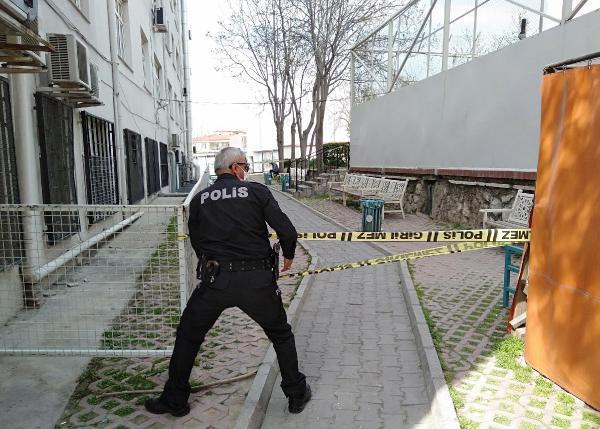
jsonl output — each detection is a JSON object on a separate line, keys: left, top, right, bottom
{"left": 54, "top": 245, "right": 309, "bottom": 429}
{"left": 261, "top": 192, "right": 435, "bottom": 429}
{"left": 300, "top": 196, "right": 600, "bottom": 429}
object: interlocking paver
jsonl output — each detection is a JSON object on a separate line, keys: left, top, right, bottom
{"left": 301, "top": 196, "right": 600, "bottom": 429}
{"left": 55, "top": 229, "right": 310, "bottom": 428}
{"left": 261, "top": 192, "right": 433, "bottom": 428}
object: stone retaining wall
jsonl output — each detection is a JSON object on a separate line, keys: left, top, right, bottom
{"left": 400, "top": 176, "right": 534, "bottom": 227}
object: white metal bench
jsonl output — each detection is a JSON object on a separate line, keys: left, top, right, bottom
{"left": 378, "top": 179, "right": 408, "bottom": 219}
{"left": 329, "top": 174, "right": 371, "bottom": 205}
{"left": 329, "top": 175, "right": 408, "bottom": 219}
{"left": 480, "top": 189, "right": 534, "bottom": 229}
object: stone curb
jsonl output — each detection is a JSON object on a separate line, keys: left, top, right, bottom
{"left": 253, "top": 190, "right": 460, "bottom": 429}
{"left": 233, "top": 225, "right": 319, "bottom": 429}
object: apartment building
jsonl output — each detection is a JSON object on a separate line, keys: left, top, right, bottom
{"left": 0, "top": 0, "right": 192, "bottom": 208}
{"left": 0, "top": 0, "right": 192, "bottom": 323}
{"left": 191, "top": 130, "right": 247, "bottom": 175}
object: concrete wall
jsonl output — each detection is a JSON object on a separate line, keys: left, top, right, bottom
{"left": 351, "top": 10, "right": 600, "bottom": 173}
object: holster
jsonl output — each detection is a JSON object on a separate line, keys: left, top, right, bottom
{"left": 197, "top": 256, "right": 220, "bottom": 286}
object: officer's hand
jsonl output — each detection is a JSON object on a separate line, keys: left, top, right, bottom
{"left": 282, "top": 258, "right": 293, "bottom": 272}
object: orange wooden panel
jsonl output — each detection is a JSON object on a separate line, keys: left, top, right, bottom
{"left": 526, "top": 65, "right": 600, "bottom": 410}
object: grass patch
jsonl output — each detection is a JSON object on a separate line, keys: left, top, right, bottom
{"left": 459, "top": 416, "right": 480, "bottom": 429}
{"left": 557, "top": 392, "right": 575, "bottom": 405}
{"left": 519, "top": 423, "right": 539, "bottom": 429}
{"left": 529, "top": 398, "right": 546, "bottom": 409}
{"left": 583, "top": 412, "right": 600, "bottom": 425}
{"left": 493, "top": 414, "right": 512, "bottom": 425}
{"left": 102, "top": 399, "right": 120, "bottom": 410}
{"left": 125, "top": 374, "right": 156, "bottom": 390}
{"left": 114, "top": 406, "right": 135, "bottom": 417}
{"left": 533, "top": 377, "right": 554, "bottom": 397}
{"left": 77, "top": 411, "right": 96, "bottom": 423}
{"left": 525, "top": 410, "right": 544, "bottom": 420}
{"left": 554, "top": 402, "right": 575, "bottom": 417}
{"left": 449, "top": 387, "right": 465, "bottom": 410}
{"left": 551, "top": 416, "right": 570, "bottom": 428}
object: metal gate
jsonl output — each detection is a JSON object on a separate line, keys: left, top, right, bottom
{"left": 0, "top": 176, "right": 207, "bottom": 356}
{"left": 160, "top": 142, "right": 169, "bottom": 187}
{"left": 123, "top": 129, "right": 144, "bottom": 204}
{"left": 81, "top": 112, "right": 119, "bottom": 225}
{"left": 145, "top": 137, "right": 160, "bottom": 195}
{"left": 0, "top": 77, "right": 23, "bottom": 270}
{"left": 35, "top": 93, "right": 80, "bottom": 244}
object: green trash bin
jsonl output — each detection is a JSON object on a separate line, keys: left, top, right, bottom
{"left": 360, "top": 198, "right": 385, "bottom": 232}
{"left": 263, "top": 171, "right": 272, "bottom": 185}
{"left": 281, "top": 174, "right": 290, "bottom": 192}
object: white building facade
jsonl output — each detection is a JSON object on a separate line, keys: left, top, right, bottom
{"left": 0, "top": 0, "right": 192, "bottom": 324}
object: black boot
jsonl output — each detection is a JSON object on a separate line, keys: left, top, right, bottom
{"left": 288, "top": 384, "right": 311, "bottom": 414}
{"left": 144, "top": 397, "right": 190, "bottom": 417}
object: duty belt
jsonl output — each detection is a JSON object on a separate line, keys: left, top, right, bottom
{"left": 218, "top": 258, "right": 273, "bottom": 272}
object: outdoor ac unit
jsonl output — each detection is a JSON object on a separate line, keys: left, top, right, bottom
{"left": 89, "top": 63, "right": 99, "bottom": 98}
{"left": 170, "top": 134, "right": 180, "bottom": 148}
{"left": 0, "top": 0, "right": 38, "bottom": 22}
{"left": 46, "top": 33, "right": 90, "bottom": 89}
{"left": 153, "top": 7, "right": 167, "bottom": 32}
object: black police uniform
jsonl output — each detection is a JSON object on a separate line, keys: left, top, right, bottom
{"left": 160, "top": 173, "right": 307, "bottom": 407}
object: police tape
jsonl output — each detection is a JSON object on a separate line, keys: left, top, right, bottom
{"left": 269, "top": 228, "right": 531, "bottom": 243}
{"left": 279, "top": 241, "right": 512, "bottom": 279}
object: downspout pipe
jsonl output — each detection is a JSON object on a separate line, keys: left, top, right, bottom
{"left": 180, "top": 0, "right": 193, "bottom": 178}
{"left": 107, "top": 0, "right": 128, "bottom": 204}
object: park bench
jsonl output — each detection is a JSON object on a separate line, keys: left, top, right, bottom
{"left": 329, "top": 174, "right": 408, "bottom": 219}
{"left": 377, "top": 178, "right": 409, "bottom": 220}
{"left": 480, "top": 189, "right": 534, "bottom": 229}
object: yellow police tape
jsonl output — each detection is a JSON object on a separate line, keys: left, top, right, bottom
{"left": 269, "top": 228, "right": 531, "bottom": 243}
{"left": 279, "top": 241, "right": 513, "bottom": 279}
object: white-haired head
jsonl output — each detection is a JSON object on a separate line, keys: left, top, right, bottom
{"left": 214, "top": 147, "right": 247, "bottom": 175}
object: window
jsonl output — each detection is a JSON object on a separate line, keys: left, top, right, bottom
{"left": 174, "top": 93, "right": 179, "bottom": 122}
{"left": 167, "top": 81, "right": 173, "bottom": 118}
{"left": 141, "top": 30, "right": 151, "bottom": 90}
{"left": 116, "top": 0, "right": 130, "bottom": 62}
{"left": 153, "top": 55, "right": 162, "bottom": 98}
{"left": 70, "top": 0, "right": 90, "bottom": 17}
{"left": 131, "top": 139, "right": 137, "bottom": 164}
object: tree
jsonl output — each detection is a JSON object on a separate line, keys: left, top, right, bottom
{"left": 292, "top": 0, "right": 400, "bottom": 168}
{"left": 213, "top": 0, "right": 291, "bottom": 165}
{"left": 276, "top": 0, "right": 316, "bottom": 160}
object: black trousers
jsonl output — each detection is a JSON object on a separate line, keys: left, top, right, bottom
{"left": 161, "top": 269, "right": 306, "bottom": 406}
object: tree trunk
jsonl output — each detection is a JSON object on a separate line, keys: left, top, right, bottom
{"left": 290, "top": 121, "right": 296, "bottom": 160}
{"left": 314, "top": 101, "right": 327, "bottom": 172}
{"left": 276, "top": 121, "right": 285, "bottom": 171}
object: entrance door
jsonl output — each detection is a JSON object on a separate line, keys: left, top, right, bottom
{"left": 35, "top": 93, "right": 79, "bottom": 244}
{"left": 123, "top": 129, "right": 144, "bottom": 204}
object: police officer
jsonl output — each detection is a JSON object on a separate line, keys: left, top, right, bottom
{"left": 145, "top": 147, "right": 311, "bottom": 417}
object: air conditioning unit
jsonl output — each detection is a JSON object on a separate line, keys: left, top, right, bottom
{"left": 153, "top": 7, "right": 167, "bottom": 33}
{"left": 170, "top": 133, "right": 180, "bottom": 148}
{"left": 0, "top": 0, "right": 38, "bottom": 22}
{"left": 46, "top": 33, "right": 90, "bottom": 89}
{"left": 89, "top": 63, "right": 99, "bottom": 98}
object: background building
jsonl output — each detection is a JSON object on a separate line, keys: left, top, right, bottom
{"left": 191, "top": 130, "right": 246, "bottom": 175}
